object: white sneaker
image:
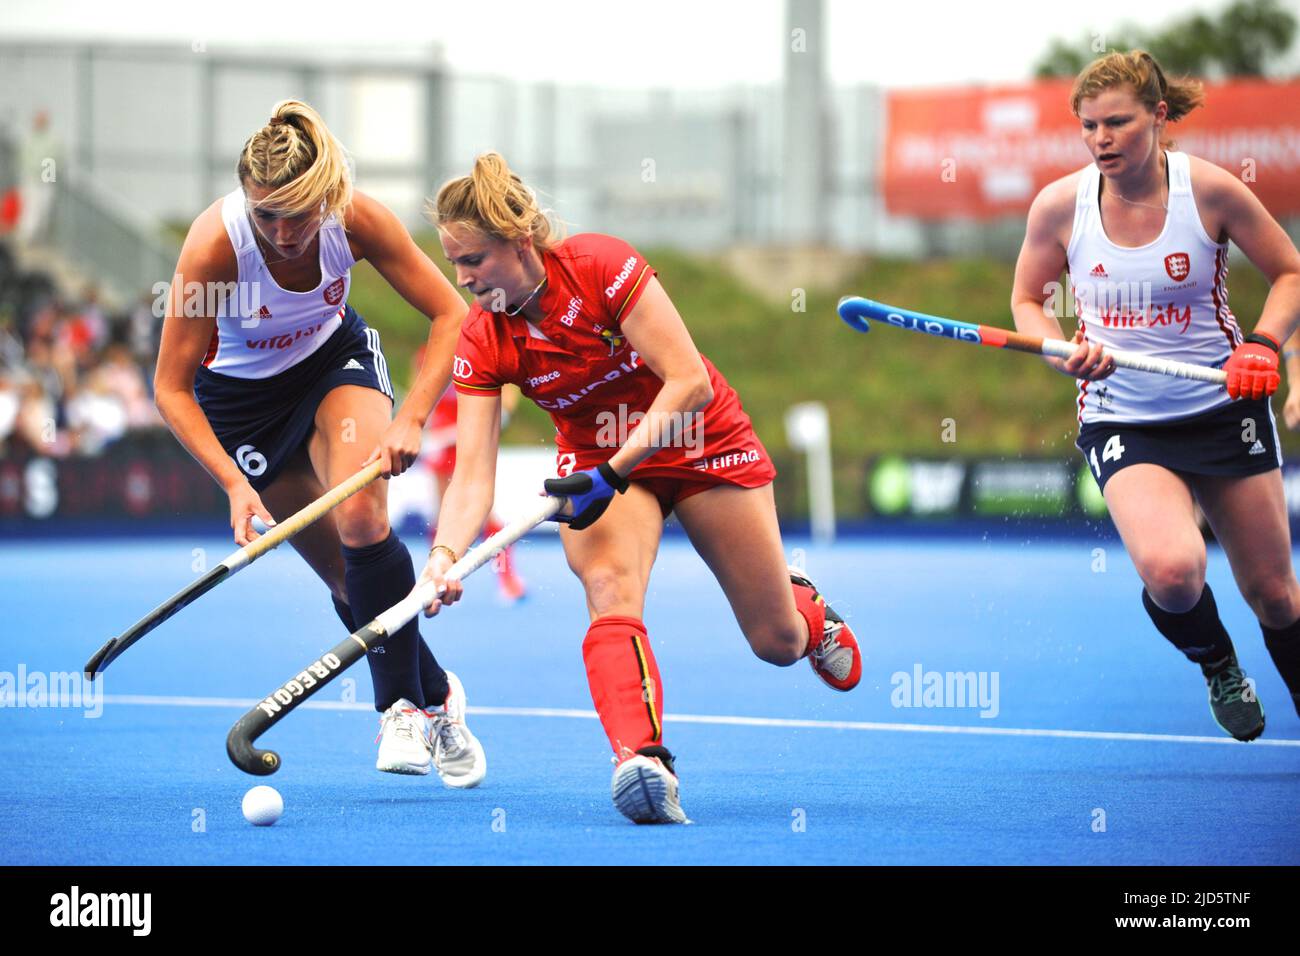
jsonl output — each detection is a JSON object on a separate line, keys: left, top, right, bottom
{"left": 376, "top": 698, "right": 432, "bottom": 775}
{"left": 424, "top": 672, "right": 486, "bottom": 789}
{"left": 611, "top": 749, "right": 691, "bottom": 824}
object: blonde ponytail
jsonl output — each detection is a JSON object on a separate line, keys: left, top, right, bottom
{"left": 237, "top": 99, "right": 353, "bottom": 226}
{"left": 431, "top": 152, "right": 559, "bottom": 250}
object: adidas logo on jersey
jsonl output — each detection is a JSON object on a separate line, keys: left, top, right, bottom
{"left": 1249, "top": 440, "right": 1267, "bottom": 456}
{"left": 1090, "top": 263, "right": 1108, "bottom": 278}
{"left": 343, "top": 358, "right": 364, "bottom": 371}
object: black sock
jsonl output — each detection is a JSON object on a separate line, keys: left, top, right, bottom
{"left": 637, "top": 745, "right": 677, "bottom": 776}
{"left": 1142, "top": 584, "right": 1235, "bottom": 673}
{"left": 343, "top": 531, "right": 447, "bottom": 712}
{"left": 331, "top": 594, "right": 356, "bottom": 631}
{"left": 416, "top": 640, "right": 450, "bottom": 709}
{"left": 1261, "top": 615, "right": 1300, "bottom": 713}
{"left": 331, "top": 591, "right": 448, "bottom": 707}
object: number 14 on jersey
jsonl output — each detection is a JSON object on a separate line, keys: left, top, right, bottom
{"left": 1089, "top": 435, "right": 1125, "bottom": 479}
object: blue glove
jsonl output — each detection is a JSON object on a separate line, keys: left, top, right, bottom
{"left": 543, "top": 462, "right": 629, "bottom": 530}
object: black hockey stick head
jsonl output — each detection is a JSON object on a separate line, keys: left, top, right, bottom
{"left": 227, "top": 716, "right": 281, "bottom": 776}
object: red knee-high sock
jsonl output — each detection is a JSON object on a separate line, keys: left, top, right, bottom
{"left": 791, "top": 581, "right": 826, "bottom": 657}
{"left": 583, "top": 615, "right": 664, "bottom": 757}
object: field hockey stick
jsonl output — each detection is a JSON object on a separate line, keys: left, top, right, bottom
{"left": 226, "top": 494, "right": 565, "bottom": 775}
{"left": 838, "top": 296, "right": 1228, "bottom": 385}
{"left": 84, "top": 459, "right": 386, "bottom": 680}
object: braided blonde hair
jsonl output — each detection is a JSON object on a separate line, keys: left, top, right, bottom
{"left": 237, "top": 100, "right": 353, "bottom": 226}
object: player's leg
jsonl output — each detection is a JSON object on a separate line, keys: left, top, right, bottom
{"left": 559, "top": 485, "right": 686, "bottom": 823}
{"left": 484, "top": 508, "right": 527, "bottom": 602}
{"left": 256, "top": 443, "right": 366, "bottom": 641}
{"left": 560, "top": 482, "right": 663, "bottom": 747}
{"left": 1104, "top": 464, "right": 1208, "bottom": 611}
{"left": 433, "top": 464, "right": 525, "bottom": 601}
{"left": 256, "top": 419, "right": 445, "bottom": 776}
{"left": 258, "top": 443, "right": 347, "bottom": 594}
{"left": 1193, "top": 469, "right": 1300, "bottom": 717}
{"left": 310, "top": 384, "right": 481, "bottom": 781}
{"left": 672, "top": 482, "right": 861, "bottom": 690}
{"left": 1104, "top": 464, "right": 1262, "bottom": 739}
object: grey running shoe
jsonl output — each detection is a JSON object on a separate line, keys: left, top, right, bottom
{"left": 611, "top": 746, "right": 691, "bottom": 825}
{"left": 1203, "top": 655, "right": 1265, "bottom": 742}
{"left": 424, "top": 672, "right": 487, "bottom": 789}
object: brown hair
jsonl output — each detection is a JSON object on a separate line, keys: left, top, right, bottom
{"left": 237, "top": 99, "right": 353, "bottom": 226}
{"left": 1070, "top": 50, "right": 1205, "bottom": 125}
{"left": 431, "top": 152, "right": 559, "bottom": 250}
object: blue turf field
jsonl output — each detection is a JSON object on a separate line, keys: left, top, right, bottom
{"left": 2, "top": 531, "right": 1298, "bottom": 865}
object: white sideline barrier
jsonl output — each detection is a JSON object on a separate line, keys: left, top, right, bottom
{"left": 387, "top": 444, "right": 561, "bottom": 536}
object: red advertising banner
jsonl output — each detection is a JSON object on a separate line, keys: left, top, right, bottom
{"left": 883, "top": 79, "right": 1300, "bottom": 220}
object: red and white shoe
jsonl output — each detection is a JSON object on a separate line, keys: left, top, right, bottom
{"left": 611, "top": 746, "right": 691, "bottom": 824}
{"left": 790, "top": 567, "right": 862, "bottom": 692}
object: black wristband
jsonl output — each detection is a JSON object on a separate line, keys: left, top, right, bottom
{"left": 1245, "top": 332, "right": 1281, "bottom": 353}
{"left": 597, "top": 461, "right": 629, "bottom": 494}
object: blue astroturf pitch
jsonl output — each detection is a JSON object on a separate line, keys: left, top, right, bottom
{"left": 1, "top": 530, "right": 1297, "bottom": 866}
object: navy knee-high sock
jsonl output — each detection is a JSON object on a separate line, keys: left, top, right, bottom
{"left": 1261, "top": 616, "right": 1300, "bottom": 714}
{"left": 1142, "top": 584, "right": 1235, "bottom": 673}
{"left": 342, "top": 532, "right": 448, "bottom": 712}
{"left": 332, "top": 591, "right": 450, "bottom": 708}
{"left": 418, "top": 637, "right": 451, "bottom": 708}
{"left": 331, "top": 594, "right": 356, "bottom": 631}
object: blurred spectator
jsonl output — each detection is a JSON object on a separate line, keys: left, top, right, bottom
{"left": 58, "top": 290, "right": 108, "bottom": 366}
{"left": 12, "top": 376, "right": 69, "bottom": 455}
{"left": 14, "top": 270, "right": 59, "bottom": 335}
{"left": 0, "top": 237, "right": 165, "bottom": 459}
{"left": 128, "top": 290, "right": 161, "bottom": 364}
{"left": 0, "top": 367, "right": 19, "bottom": 447}
{"left": 17, "top": 110, "right": 60, "bottom": 247}
{"left": 0, "top": 189, "right": 19, "bottom": 235}
{"left": 22, "top": 297, "right": 58, "bottom": 350}
{"left": 23, "top": 337, "right": 74, "bottom": 408}
{"left": 66, "top": 364, "right": 128, "bottom": 455}
{"left": 0, "top": 313, "right": 24, "bottom": 371}
{"left": 96, "top": 342, "right": 159, "bottom": 428}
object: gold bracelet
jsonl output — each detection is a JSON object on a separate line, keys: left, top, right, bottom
{"left": 429, "top": 544, "right": 459, "bottom": 565}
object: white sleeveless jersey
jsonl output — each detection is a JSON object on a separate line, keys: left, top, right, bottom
{"left": 1066, "top": 150, "right": 1242, "bottom": 425}
{"left": 201, "top": 189, "right": 354, "bottom": 378}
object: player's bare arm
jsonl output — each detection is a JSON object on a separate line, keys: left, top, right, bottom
{"left": 154, "top": 202, "right": 276, "bottom": 544}
{"left": 1193, "top": 157, "right": 1300, "bottom": 347}
{"left": 603, "top": 276, "right": 713, "bottom": 478}
{"left": 420, "top": 391, "right": 502, "bottom": 615}
{"left": 1011, "top": 174, "right": 1114, "bottom": 380}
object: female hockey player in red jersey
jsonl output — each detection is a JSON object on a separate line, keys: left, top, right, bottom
{"left": 418, "top": 152, "right": 862, "bottom": 824}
